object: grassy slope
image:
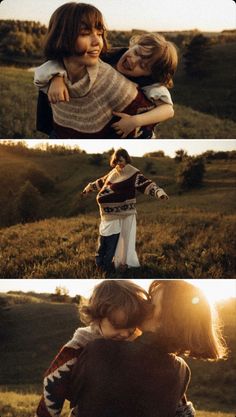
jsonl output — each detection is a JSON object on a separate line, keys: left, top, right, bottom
{"left": 0, "top": 151, "right": 235, "bottom": 278}
{"left": 0, "top": 42, "right": 236, "bottom": 138}
{"left": 173, "top": 42, "right": 236, "bottom": 122}
{"left": 0, "top": 294, "right": 235, "bottom": 415}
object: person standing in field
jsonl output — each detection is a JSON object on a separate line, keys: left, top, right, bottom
{"left": 82, "top": 148, "right": 169, "bottom": 276}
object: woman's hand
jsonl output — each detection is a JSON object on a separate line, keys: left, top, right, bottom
{"left": 82, "top": 184, "right": 93, "bottom": 195}
{"left": 48, "top": 76, "right": 70, "bottom": 104}
{"left": 160, "top": 194, "right": 169, "bottom": 200}
{"left": 112, "top": 112, "right": 138, "bottom": 138}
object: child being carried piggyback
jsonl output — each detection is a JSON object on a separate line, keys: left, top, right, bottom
{"left": 35, "top": 28, "right": 178, "bottom": 138}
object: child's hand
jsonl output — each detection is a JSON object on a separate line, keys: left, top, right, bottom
{"left": 156, "top": 189, "right": 169, "bottom": 200}
{"left": 48, "top": 76, "right": 69, "bottom": 104}
{"left": 112, "top": 112, "right": 138, "bottom": 138}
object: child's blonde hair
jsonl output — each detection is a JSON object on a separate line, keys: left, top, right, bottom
{"left": 80, "top": 280, "right": 152, "bottom": 329}
{"left": 130, "top": 33, "right": 178, "bottom": 88}
{"left": 149, "top": 280, "right": 227, "bottom": 360}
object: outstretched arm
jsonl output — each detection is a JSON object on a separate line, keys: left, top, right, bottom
{"left": 82, "top": 174, "right": 109, "bottom": 195}
{"left": 135, "top": 172, "right": 169, "bottom": 200}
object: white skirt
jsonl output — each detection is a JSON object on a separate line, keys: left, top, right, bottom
{"left": 114, "top": 214, "right": 140, "bottom": 269}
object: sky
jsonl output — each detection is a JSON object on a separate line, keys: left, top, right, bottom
{"left": 1, "top": 0, "right": 235, "bottom": 31}
{"left": 0, "top": 279, "right": 235, "bottom": 304}
{"left": 24, "top": 139, "right": 236, "bottom": 158}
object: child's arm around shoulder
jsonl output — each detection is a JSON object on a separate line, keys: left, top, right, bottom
{"left": 35, "top": 326, "right": 100, "bottom": 417}
{"left": 34, "top": 60, "right": 66, "bottom": 89}
{"left": 112, "top": 83, "right": 174, "bottom": 138}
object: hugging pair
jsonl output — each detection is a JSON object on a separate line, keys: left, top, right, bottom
{"left": 36, "top": 279, "right": 227, "bottom": 417}
{"left": 35, "top": 2, "right": 177, "bottom": 139}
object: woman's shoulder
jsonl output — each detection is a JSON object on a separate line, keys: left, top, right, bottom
{"left": 171, "top": 355, "right": 191, "bottom": 384}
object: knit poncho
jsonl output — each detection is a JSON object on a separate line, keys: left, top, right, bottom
{"left": 87, "top": 164, "right": 164, "bottom": 220}
{"left": 50, "top": 60, "right": 139, "bottom": 136}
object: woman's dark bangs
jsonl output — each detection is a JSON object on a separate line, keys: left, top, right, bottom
{"left": 80, "top": 8, "right": 105, "bottom": 31}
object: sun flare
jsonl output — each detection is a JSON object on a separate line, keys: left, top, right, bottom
{"left": 0, "top": 279, "right": 235, "bottom": 304}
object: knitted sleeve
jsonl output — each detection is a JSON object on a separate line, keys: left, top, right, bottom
{"left": 87, "top": 174, "right": 109, "bottom": 192}
{"left": 134, "top": 172, "right": 167, "bottom": 199}
{"left": 35, "top": 325, "right": 101, "bottom": 417}
{"left": 35, "top": 344, "right": 82, "bottom": 417}
{"left": 175, "top": 401, "right": 196, "bottom": 417}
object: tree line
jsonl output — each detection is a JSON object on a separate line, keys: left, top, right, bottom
{"left": 1, "top": 141, "right": 235, "bottom": 228}
{"left": 0, "top": 19, "right": 235, "bottom": 76}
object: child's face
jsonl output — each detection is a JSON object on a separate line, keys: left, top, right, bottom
{"left": 116, "top": 44, "right": 152, "bottom": 78}
{"left": 75, "top": 26, "right": 104, "bottom": 66}
{"left": 99, "top": 309, "right": 141, "bottom": 341}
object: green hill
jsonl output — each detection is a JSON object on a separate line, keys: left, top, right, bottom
{"left": 0, "top": 146, "right": 235, "bottom": 278}
{"left": 0, "top": 41, "right": 236, "bottom": 138}
{"left": 0, "top": 293, "right": 235, "bottom": 416}
{"left": 173, "top": 42, "right": 236, "bottom": 123}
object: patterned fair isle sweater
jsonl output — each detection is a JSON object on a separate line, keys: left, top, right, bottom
{"left": 86, "top": 164, "right": 167, "bottom": 220}
{"left": 35, "top": 326, "right": 101, "bottom": 417}
{"left": 35, "top": 325, "right": 195, "bottom": 417}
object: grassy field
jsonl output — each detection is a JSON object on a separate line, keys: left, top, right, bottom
{"left": 0, "top": 148, "right": 235, "bottom": 278}
{"left": 0, "top": 293, "right": 235, "bottom": 416}
{"left": 0, "top": 41, "right": 236, "bottom": 138}
{"left": 0, "top": 390, "right": 233, "bottom": 417}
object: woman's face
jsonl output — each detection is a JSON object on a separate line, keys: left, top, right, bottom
{"left": 115, "top": 156, "right": 127, "bottom": 171}
{"left": 116, "top": 44, "right": 152, "bottom": 78}
{"left": 74, "top": 26, "right": 104, "bottom": 66}
{"left": 140, "top": 287, "right": 163, "bottom": 332}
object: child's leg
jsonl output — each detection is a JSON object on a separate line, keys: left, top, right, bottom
{"left": 95, "top": 235, "right": 106, "bottom": 269}
{"left": 95, "top": 234, "right": 120, "bottom": 272}
{"left": 103, "top": 233, "right": 120, "bottom": 272}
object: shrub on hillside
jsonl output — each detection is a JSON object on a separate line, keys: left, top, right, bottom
{"left": 176, "top": 156, "right": 205, "bottom": 189}
{"left": 89, "top": 154, "right": 104, "bottom": 166}
{"left": 174, "top": 149, "right": 189, "bottom": 163}
{"left": 183, "top": 34, "right": 212, "bottom": 78}
{"left": 25, "top": 167, "right": 55, "bottom": 194}
{"left": 143, "top": 151, "right": 166, "bottom": 158}
{"left": 144, "top": 160, "right": 155, "bottom": 174}
{"left": 16, "top": 181, "right": 43, "bottom": 223}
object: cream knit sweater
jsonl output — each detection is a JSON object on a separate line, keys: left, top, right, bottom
{"left": 35, "top": 59, "right": 138, "bottom": 133}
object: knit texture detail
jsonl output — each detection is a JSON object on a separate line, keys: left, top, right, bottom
{"left": 51, "top": 60, "right": 138, "bottom": 133}
{"left": 89, "top": 164, "right": 162, "bottom": 220}
{"left": 35, "top": 326, "right": 101, "bottom": 417}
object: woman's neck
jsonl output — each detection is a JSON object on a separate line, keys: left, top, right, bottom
{"left": 63, "top": 57, "right": 86, "bottom": 84}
